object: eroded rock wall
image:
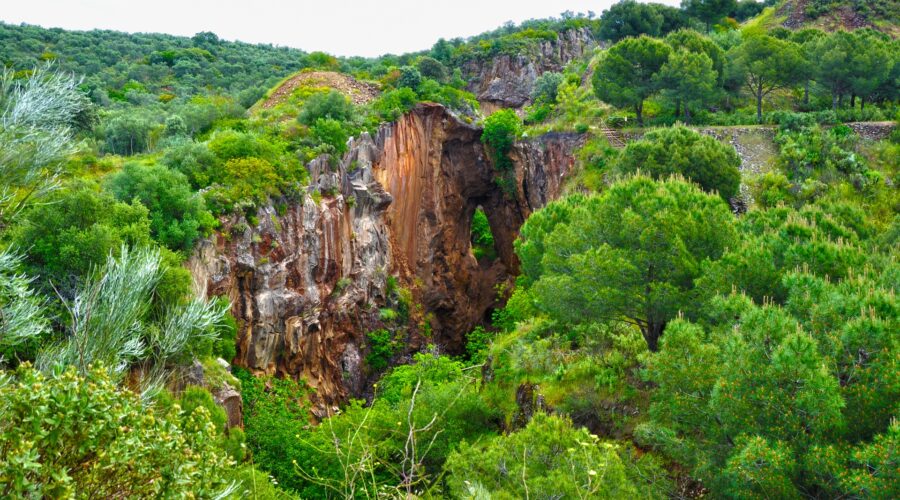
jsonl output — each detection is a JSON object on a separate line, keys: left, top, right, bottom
{"left": 190, "top": 104, "right": 584, "bottom": 411}
{"left": 462, "top": 27, "right": 597, "bottom": 111}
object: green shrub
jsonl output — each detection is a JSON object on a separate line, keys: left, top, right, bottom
{"left": 234, "top": 368, "right": 310, "bottom": 493}
{"left": 0, "top": 364, "right": 234, "bottom": 498}
{"left": 397, "top": 65, "right": 422, "bottom": 90}
{"left": 297, "top": 89, "right": 355, "bottom": 126}
{"left": 615, "top": 126, "right": 741, "bottom": 200}
{"left": 366, "top": 328, "right": 396, "bottom": 371}
{"left": 470, "top": 207, "right": 496, "bottom": 260}
{"left": 11, "top": 182, "right": 152, "bottom": 289}
{"left": 445, "top": 413, "right": 639, "bottom": 498}
{"left": 531, "top": 71, "right": 565, "bottom": 104}
{"left": 416, "top": 56, "right": 448, "bottom": 82}
{"left": 465, "top": 326, "right": 493, "bottom": 362}
{"left": 371, "top": 87, "right": 418, "bottom": 123}
{"left": 103, "top": 113, "right": 155, "bottom": 155}
{"left": 310, "top": 117, "right": 350, "bottom": 155}
{"left": 161, "top": 140, "right": 220, "bottom": 189}
{"left": 105, "top": 162, "right": 216, "bottom": 252}
{"left": 482, "top": 109, "right": 523, "bottom": 195}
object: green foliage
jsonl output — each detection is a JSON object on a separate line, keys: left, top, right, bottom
{"left": 530, "top": 71, "right": 564, "bottom": 104}
{"left": 102, "top": 112, "right": 155, "bottom": 155}
{"left": 465, "top": 326, "right": 492, "bottom": 362}
{"left": 481, "top": 109, "right": 522, "bottom": 171}
{"left": 0, "top": 364, "right": 234, "bottom": 498}
{"left": 599, "top": 0, "right": 665, "bottom": 41}
{"left": 593, "top": 36, "right": 671, "bottom": 125}
{"left": 297, "top": 89, "right": 354, "bottom": 126}
{"left": 445, "top": 413, "right": 640, "bottom": 498}
{"left": 397, "top": 65, "right": 423, "bottom": 90}
{"left": 34, "top": 246, "right": 226, "bottom": 394}
{"left": 520, "top": 176, "right": 736, "bottom": 351}
{"left": 0, "top": 65, "right": 91, "bottom": 227}
{"left": 106, "top": 161, "right": 216, "bottom": 252}
{"left": 161, "top": 139, "right": 219, "bottom": 189}
{"left": 615, "top": 126, "right": 741, "bottom": 199}
{"left": 293, "top": 353, "right": 499, "bottom": 497}
{"left": 655, "top": 50, "right": 719, "bottom": 123}
{"left": 204, "top": 157, "right": 284, "bottom": 214}
{"left": 366, "top": 328, "right": 397, "bottom": 371}
{"left": 665, "top": 28, "right": 726, "bottom": 85}
{"left": 470, "top": 207, "right": 496, "bottom": 261}
{"left": 11, "top": 182, "right": 152, "bottom": 287}
{"left": 416, "top": 56, "right": 447, "bottom": 82}
{"left": 0, "top": 251, "right": 49, "bottom": 358}
{"left": 234, "top": 367, "right": 310, "bottom": 493}
{"left": 681, "top": 0, "right": 736, "bottom": 32}
{"left": 726, "top": 34, "right": 806, "bottom": 122}
{"left": 310, "top": 117, "right": 351, "bottom": 155}
{"left": 371, "top": 87, "right": 418, "bottom": 122}
{"left": 641, "top": 263, "right": 899, "bottom": 497}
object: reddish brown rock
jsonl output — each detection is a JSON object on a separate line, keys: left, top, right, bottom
{"left": 190, "top": 104, "right": 584, "bottom": 413}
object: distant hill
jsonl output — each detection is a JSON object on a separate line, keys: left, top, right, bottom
{"left": 751, "top": 0, "right": 899, "bottom": 36}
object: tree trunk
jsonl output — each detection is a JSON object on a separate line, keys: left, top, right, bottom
{"left": 756, "top": 90, "right": 764, "bottom": 124}
{"left": 838, "top": 93, "right": 844, "bottom": 108}
{"left": 644, "top": 321, "right": 666, "bottom": 352}
{"left": 850, "top": 94, "right": 856, "bottom": 108}
{"left": 804, "top": 80, "right": 810, "bottom": 106}
{"left": 684, "top": 105, "right": 691, "bottom": 125}
{"left": 832, "top": 92, "right": 838, "bottom": 112}
{"left": 635, "top": 101, "right": 643, "bottom": 126}
{"left": 675, "top": 100, "right": 681, "bottom": 119}
{"left": 860, "top": 97, "right": 865, "bottom": 110}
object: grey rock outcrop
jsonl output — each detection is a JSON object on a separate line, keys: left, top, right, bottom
{"left": 462, "top": 27, "right": 597, "bottom": 112}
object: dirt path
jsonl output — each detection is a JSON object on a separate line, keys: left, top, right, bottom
{"left": 259, "top": 71, "right": 379, "bottom": 109}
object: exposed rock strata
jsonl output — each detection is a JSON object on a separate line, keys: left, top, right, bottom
{"left": 190, "top": 104, "right": 583, "bottom": 411}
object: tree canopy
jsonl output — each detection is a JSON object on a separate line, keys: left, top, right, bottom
{"left": 615, "top": 126, "right": 741, "bottom": 200}
{"left": 519, "top": 176, "right": 737, "bottom": 351}
{"left": 593, "top": 36, "right": 672, "bottom": 125}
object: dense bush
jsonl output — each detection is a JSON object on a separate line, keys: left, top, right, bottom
{"left": 234, "top": 368, "right": 311, "bottom": 493}
{"left": 615, "top": 126, "right": 741, "bottom": 199}
{"left": 297, "top": 90, "right": 355, "bottom": 126}
{"left": 446, "top": 413, "right": 641, "bottom": 498}
{"left": 106, "top": 162, "right": 216, "bottom": 252}
{"left": 292, "top": 353, "right": 499, "bottom": 497}
{"left": 481, "top": 109, "right": 522, "bottom": 171}
{"left": 11, "top": 182, "right": 152, "bottom": 286}
{"left": 530, "top": 71, "right": 564, "bottom": 104}
{"left": 0, "top": 364, "right": 234, "bottom": 498}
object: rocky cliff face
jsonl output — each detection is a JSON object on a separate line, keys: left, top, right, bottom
{"left": 190, "top": 104, "right": 583, "bottom": 413}
{"left": 463, "top": 28, "right": 597, "bottom": 112}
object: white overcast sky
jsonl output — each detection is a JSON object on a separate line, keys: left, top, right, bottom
{"left": 0, "top": 0, "right": 680, "bottom": 57}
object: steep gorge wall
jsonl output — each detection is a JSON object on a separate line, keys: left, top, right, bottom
{"left": 463, "top": 27, "right": 597, "bottom": 112}
{"left": 190, "top": 104, "right": 583, "bottom": 413}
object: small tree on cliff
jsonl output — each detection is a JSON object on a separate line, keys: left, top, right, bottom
{"left": 481, "top": 109, "right": 522, "bottom": 194}
{"left": 593, "top": 36, "right": 671, "bottom": 126}
{"left": 517, "top": 176, "right": 736, "bottom": 351}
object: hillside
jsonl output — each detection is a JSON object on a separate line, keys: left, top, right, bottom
{"left": 0, "top": 2, "right": 898, "bottom": 498}
{"left": 752, "top": 0, "right": 900, "bottom": 35}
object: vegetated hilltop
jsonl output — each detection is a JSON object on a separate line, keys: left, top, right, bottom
{"left": 258, "top": 71, "right": 380, "bottom": 110}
